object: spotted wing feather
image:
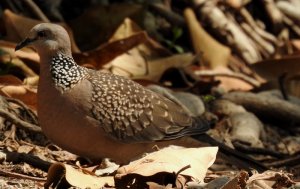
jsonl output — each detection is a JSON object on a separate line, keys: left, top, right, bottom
{"left": 87, "top": 71, "right": 209, "bottom": 142}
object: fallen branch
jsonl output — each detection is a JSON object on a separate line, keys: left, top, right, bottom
{"left": 193, "top": 134, "right": 267, "bottom": 172}
{"left": 149, "top": 3, "right": 186, "bottom": 27}
{"left": 3, "top": 150, "right": 51, "bottom": 172}
{"left": 223, "top": 91, "right": 300, "bottom": 125}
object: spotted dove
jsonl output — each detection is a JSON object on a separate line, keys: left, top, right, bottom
{"left": 15, "top": 23, "right": 211, "bottom": 163}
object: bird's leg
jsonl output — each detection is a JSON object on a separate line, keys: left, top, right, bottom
{"left": 278, "top": 72, "right": 289, "bottom": 101}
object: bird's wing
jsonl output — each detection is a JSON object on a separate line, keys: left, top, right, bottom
{"left": 86, "top": 71, "right": 209, "bottom": 142}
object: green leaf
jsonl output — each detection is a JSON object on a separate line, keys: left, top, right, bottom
{"left": 203, "top": 95, "right": 216, "bottom": 103}
{"left": 172, "top": 27, "right": 183, "bottom": 41}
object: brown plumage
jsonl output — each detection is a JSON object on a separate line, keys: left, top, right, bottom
{"left": 15, "top": 23, "right": 210, "bottom": 163}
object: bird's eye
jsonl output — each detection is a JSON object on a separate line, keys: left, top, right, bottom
{"left": 37, "top": 31, "right": 46, "bottom": 38}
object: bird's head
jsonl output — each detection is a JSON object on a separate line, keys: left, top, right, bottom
{"left": 15, "top": 23, "right": 72, "bottom": 56}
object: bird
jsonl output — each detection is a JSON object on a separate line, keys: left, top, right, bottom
{"left": 15, "top": 23, "right": 211, "bottom": 163}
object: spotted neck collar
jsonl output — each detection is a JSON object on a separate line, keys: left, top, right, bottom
{"left": 50, "top": 54, "right": 87, "bottom": 91}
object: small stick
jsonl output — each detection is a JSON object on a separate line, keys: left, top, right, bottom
{"left": 265, "top": 154, "right": 300, "bottom": 167}
{"left": 233, "top": 141, "right": 287, "bottom": 159}
{"left": 0, "top": 169, "right": 46, "bottom": 182}
{"left": 149, "top": 3, "right": 186, "bottom": 27}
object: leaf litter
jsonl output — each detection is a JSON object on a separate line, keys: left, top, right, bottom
{"left": 0, "top": 0, "right": 299, "bottom": 188}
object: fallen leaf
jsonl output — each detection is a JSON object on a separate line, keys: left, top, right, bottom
{"left": 68, "top": 4, "right": 144, "bottom": 50}
{"left": 184, "top": 8, "right": 231, "bottom": 68}
{"left": 74, "top": 31, "right": 149, "bottom": 69}
{"left": 45, "top": 163, "right": 114, "bottom": 189}
{"left": 221, "top": 171, "right": 248, "bottom": 189}
{"left": 17, "top": 145, "right": 34, "bottom": 154}
{"left": 0, "top": 75, "right": 37, "bottom": 109}
{"left": 247, "top": 170, "right": 295, "bottom": 189}
{"left": 102, "top": 18, "right": 191, "bottom": 81}
{"left": 116, "top": 146, "right": 218, "bottom": 186}
{"left": 250, "top": 55, "right": 300, "bottom": 81}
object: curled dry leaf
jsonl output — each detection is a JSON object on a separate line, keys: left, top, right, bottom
{"left": 45, "top": 163, "right": 114, "bottom": 189}
{"left": 116, "top": 146, "right": 218, "bottom": 186}
{"left": 184, "top": 8, "right": 231, "bottom": 68}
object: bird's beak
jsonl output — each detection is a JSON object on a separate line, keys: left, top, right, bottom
{"left": 15, "top": 37, "right": 36, "bottom": 51}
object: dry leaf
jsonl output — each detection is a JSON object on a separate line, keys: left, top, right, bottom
{"left": 68, "top": 4, "right": 144, "bottom": 50}
{"left": 108, "top": 18, "right": 170, "bottom": 57}
{"left": 116, "top": 146, "right": 218, "bottom": 184}
{"left": 250, "top": 55, "right": 300, "bottom": 81}
{"left": 74, "top": 31, "right": 149, "bottom": 69}
{"left": 0, "top": 75, "right": 37, "bottom": 109}
{"left": 247, "top": 170, "right": 295, "bottom": 188}
{"left": 184, "top": 8, "right": 231, "bottom": 68}
{"left": 45, "top": 163, "right": 114, "bottom": 189}
{"left": 103, "top": 18, "right": 191, "bottom": 81}
{"left": 221, "top": 171, "right": 248, "bottom": 189}
{"left": 17, "top": 145, "right": 34, "bottom": 154}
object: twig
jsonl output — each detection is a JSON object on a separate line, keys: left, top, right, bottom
{"left": 194, "top": 70, "right": 261, "bottom": 87}
{"left": 0, "top": 109, "right": 42, "bottom": 133}
{"left": 149, "top": 3, "right": 186, "bottom": 27}
{"left": 22, "top": 0, "right": 50, "bottom": 22}
{"left": 193, "top": 134, "right": 268, "bottom": 172}
{"left": 233, "top": 141, "right": 287, "bottom": 159}
{"left": 265, "top": 154, "right": 300, "bottom": 168}
{"left": 4, "top": 150, "right": 52, "bottom": 172}
{"left": 0, "top": 169, "right": 46, "bottom": 182}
